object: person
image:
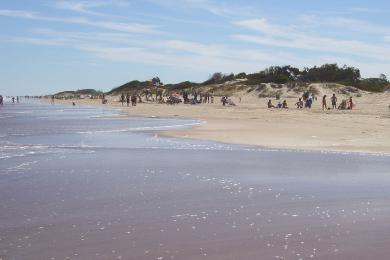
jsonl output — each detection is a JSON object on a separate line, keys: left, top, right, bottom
{"left": 0, "top": 95, "right": 3, "bottom": 105}
{"left": 305, "top": 96, "right": 312, "bottom": 108}
{"left": 282, "top": 100, "right": 288, "bottom": 109}
{"left": 120, "top": 93, "right": 125, "bottom": 106}
{"left": 338, "top": 99, "right": 347, "bottom": 110}
{"left": 302, "top": 91, "right": 309, "bottom": 101}
{"left": 16, "top": 96, "right": 19, "bottom": 103}
{"left": 126, "top": 93, "right": 130, "bottom": 107}
{"left": 131, "top": 94, "right": 137, "bottom": 106}
{"left": 295, "top": 98, "right": 303, "bottom": 109}
{"left": 267, "top": 99, "right": 275, "bottom": 108}
{"left": 348, "top": 96, "right": 354, "bottom": 110}
{"left": 331, "top": 93, "right": 337, "bottom": 109}
{"left": 12, "top": 97, "right": 15, "bottom": 103}
{"left": 221, "top": 96, "right": 227, "bottom": 106}
{"left": 322, "top": 95, "right": 327, "bottom": 110}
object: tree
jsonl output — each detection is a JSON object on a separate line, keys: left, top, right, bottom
{"left": 379, "top": 74, "right": 388, "bottom": 82}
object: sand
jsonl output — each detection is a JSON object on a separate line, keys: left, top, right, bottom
{"left": 55, "top": 90, "right": 390, "bottom": 155}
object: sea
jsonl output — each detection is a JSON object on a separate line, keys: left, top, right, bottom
{"left": 1, "top": 101, "right": 390, "bottom": 260}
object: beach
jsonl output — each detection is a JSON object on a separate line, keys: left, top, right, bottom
{"left": 56, "top": 90, "right": 390, "bottom": 154}
{"left": 1, "top": 101, "right": 390, "bottom": 260}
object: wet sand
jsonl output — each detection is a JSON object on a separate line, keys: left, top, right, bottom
{"left": 1, "top": 102, "right": 390, "bottom": 260}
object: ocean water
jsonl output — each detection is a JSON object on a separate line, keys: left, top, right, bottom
{"left": 1, "top": 101, "right": 390, "bottom": 260}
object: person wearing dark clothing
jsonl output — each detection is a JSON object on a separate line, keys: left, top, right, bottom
{"left": 131, "top": 95, "right": 137, "bottom": 106}
{"left": 120, "top": 93, "right": 125, "bottom": 106}
{"left": 322, "top": 95, "right": 327, "bottom": 110}
{"left": 221, "top": 96, "right": 227, "bottom": 106}
{"left": 126, "top": 93, "right": 130, "bottom": 107}
{"left": 282, "top": 100, "right": 288, "bottom": 109}
{"left": 349, "top": 97, "right": 354, "bottom": 110}
{"left": 295, "top": 98, "right": 303, "bottom": 109}
{"left": 331, "top": 94, "right": 337, "bottom": 109}
{"left": 267, "top": 99, "right": 275, "bottom": 108}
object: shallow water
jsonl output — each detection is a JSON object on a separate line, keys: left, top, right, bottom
{"left": 1, "top": 101, "right": 390, "bottom": 260}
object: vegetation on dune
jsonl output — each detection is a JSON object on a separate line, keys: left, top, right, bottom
{"left": 58, "top": 64, "right": 389, "bottom": 96}
{"left": 55, "top": 89, "right": 103, "bottom": 96}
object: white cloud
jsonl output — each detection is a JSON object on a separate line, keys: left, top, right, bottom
{"left": 234, "top": 18, "right": 390, "bottom": 61}
{"left": 0, "top": 9, "right": 37, "bottom": 19}
{"left": 299, "top": 14, "right": 390, "bottom": 35}
{"left": 149, "top": 0, "right": 254, "bottom": 17}
{"left": 0, "top": 9, "right": 159, "bottom": 34}
{"left": 51, "top": 0, "right": 131, "bottom": 16}
{"left": 3, "top": 27, "right": 293, "bottom": 74}
{"left": 350, "top": 7, "right": 384, "bottom": 14}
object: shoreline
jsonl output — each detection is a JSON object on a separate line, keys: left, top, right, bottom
{"left": 50, "top": 95, "right": 390, "bottom": 156}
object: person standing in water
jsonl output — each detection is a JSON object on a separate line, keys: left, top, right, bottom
{"left": 331, "top": 94, "right": 337, "bottom": 109}
{"left": 322, "top": 95, "right": 327, "bottom": 110}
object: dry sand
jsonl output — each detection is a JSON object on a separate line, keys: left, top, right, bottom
{"left": 56, "top": 90, "right": 390, "bottom": 154}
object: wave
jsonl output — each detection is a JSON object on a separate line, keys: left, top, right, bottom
{"left": 76, "top": 121, "right": 202, "bottom": 134}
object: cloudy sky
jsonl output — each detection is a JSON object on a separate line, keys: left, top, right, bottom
{"left": 1, "top": 0, "right": 389, "bottom": 95}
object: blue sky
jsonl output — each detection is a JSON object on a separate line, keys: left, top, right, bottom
{"left": 0, "top": 0, "right": 390, "bottom": 95}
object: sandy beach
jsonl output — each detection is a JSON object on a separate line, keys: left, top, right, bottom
{"left": 56, "top": 90, "right": 390, "bottom": 154}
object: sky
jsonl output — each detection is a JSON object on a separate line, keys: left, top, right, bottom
{"left": 0, "top": 0, "right": 390, "bottom": 95}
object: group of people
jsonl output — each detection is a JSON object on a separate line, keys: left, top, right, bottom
{"left": 322, "top": 94, "right": 354, "bottom": 110}
{"left": 267, "top": 92, "right": 355, "bottom": 111}
{"left": 0, "top": 96, "right": 20, "bottom": 104}
{"left": 120, "top": 93, "right": 138, "bottom": 106}
{"left": 268, "top": 99, "right": 288, "bottom": 109}
{"left": 183, "top": 92, "right": 214, "bottom": 104}
{"left": 267, "top": 92, "right": 355, "bottom": 110}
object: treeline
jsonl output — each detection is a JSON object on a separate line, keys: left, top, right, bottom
{"left": 208, "top": 64, "right": 389, "bottom": 92}
{"left": 108, "top": 63, "right": 389, "bottom": 94}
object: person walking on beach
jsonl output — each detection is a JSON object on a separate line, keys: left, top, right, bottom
{"left": 331, "top": 94, "right": 337, "bottom": 109}
{"left": 322, "top": 95, "right": 327, "bottom": 110}
{"left": 12, "top": 97, "right": 15, "bottom": 103}
{"left": 0, "top": 95, "right": 3, "bottom": 105}
{"left": 131, "top": 94, "right": 137, "bottom": 106}
{"left": 120, "top": 93, "right": 125, "bottom": 106}
{"left": 126, "top": 93, "right": 130, "bottom": 107}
